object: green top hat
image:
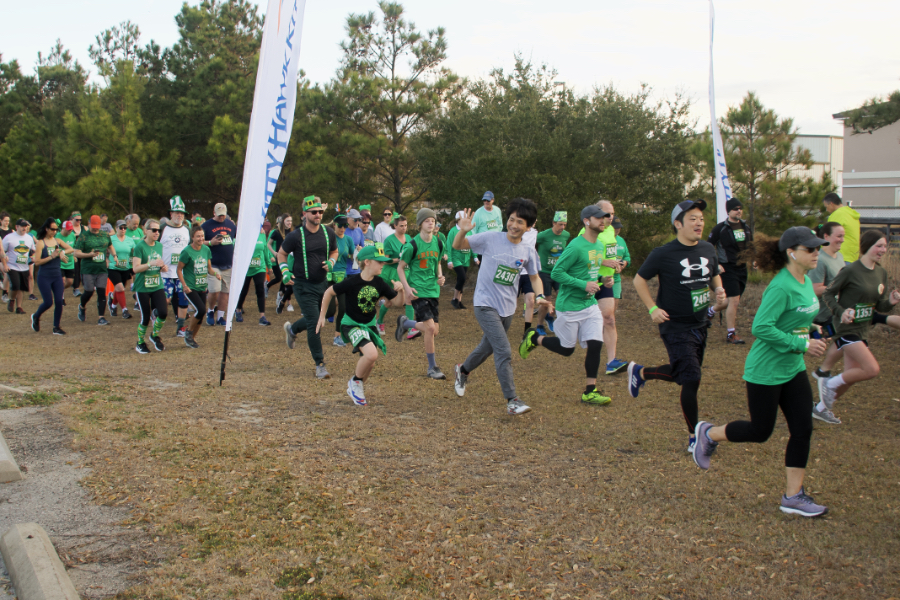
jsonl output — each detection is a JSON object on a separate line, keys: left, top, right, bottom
{"left": 170, "top": 195, "right": 187, "bottom": 214}
{"left": 358, "top": 243, "right": 391, "bottom": 262}
{"left": 303, "top": 195, "right": 323, "bottom": 211}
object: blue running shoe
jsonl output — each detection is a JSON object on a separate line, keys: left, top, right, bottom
{"left": 216, "top": 317, "right": 226, "bottom": 326}
{"left": 546, "top": 315, "right": 555, "bottom": 333}
{"left": 235, "top": 309, "right": 243, "bottom": 323}
{"left": 206, "top": 310, "right": 214, "bottom": 326}
{"left": 327, "top": 316, "right": 334, "bottom": 323}
{"left": 535, "top": 325, "right": 547, "bottom": 337}
{"left": 627, "top": 362, "right": 645, "bottom": 398}
{"left": 606, "top": 358, "right": 628, "bottom": 375}
{"left": 259, "top": 317, "right": 271, "bottom": 326}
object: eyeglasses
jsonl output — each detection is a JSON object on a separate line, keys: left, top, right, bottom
{"left": 149, "top": 228, "right": 160, "bottom": 233}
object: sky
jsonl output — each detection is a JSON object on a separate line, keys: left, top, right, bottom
{"left": 2, "top": 0, "right": 898, "bottom": 136}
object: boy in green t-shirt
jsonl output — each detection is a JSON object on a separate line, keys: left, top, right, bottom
{"left": 396, "top": 208, "right": 447, "bottom": 379}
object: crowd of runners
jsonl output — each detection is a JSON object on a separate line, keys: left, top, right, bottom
{"left": 2, "top": 190, "right": 898, "bottom": 518}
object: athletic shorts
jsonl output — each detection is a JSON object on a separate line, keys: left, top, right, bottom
{"left": 208, "top": 267, "right": 232, "bottom": 293}
{"left": 7, "top": 270, "right": 29, "bottom": 291}
{"left": 107, "top": 269, "right": 132, "bottom": 286}
{"left": 555, "top": 304, "right": 604, "bottom": 349}
{"left": 164, "top": 277, "right": 189, "bottom": 307}
{"left": 412, "top": 297, "right": 439, "bottom": 323}
{"left": 341, "top": 324, "right": 373, "bottom": 351}
{"left": 720, "top": 264, "right": 747, "bottom": 297}
{"left": 518, "top": 275, "right": 534, "bottom": 296}
{"left": 82, "top": 272, "right": 107, "bottom": 293}
{"left": 538, "top": 272, "right": 559, "bottom": 295}
{"left": 594, "top": 283, "right": 614, "bottom": 301}
{"left": 660, "top": 328, "right": 707, "bottom": 385}
{"left": 834, "top": 334, "right": 868, "bottom": 350}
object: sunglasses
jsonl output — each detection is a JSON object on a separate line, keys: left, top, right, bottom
{"left": 149, "top": 228, "right": 160, "bottom": 233}
{"left": 49, "top": 227, "right": 58, "bottom": 232}
{"left": 74, "top": 218, "right": 82, "bottom": 221}
{"left": 383, "top": 212, "right": 392, "bottom": 216}
{"left": 308, "top": 210, "right": 324, "bottom": 215}
{"left": 118, "top": 225, "right": 127, "bottom": 230}
{"left": 362, "top": 221, "right": 370, "bottom": 225}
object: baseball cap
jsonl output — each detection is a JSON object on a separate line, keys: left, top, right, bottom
{"left": 357, "top": 243, "right": 391, "bottom": 262}
{"left": 611, "top": 216, "right": 623, "bottom": 229}
{"left": 115, "top": 219, "right": 127, "bottom": 228}
{"left": 482, "top": 191, "right": 494, "bottom": 201}
{"left": 89, "top": 215, "right": 102, "bottom": 228}
{"left": 553, "top": 211, "right": 567, "bottom": 223}
{"left": 63, "top": 221, "right": 74, "bottom": 231}
{"left": 15, "top": 218, "right": 29, "bottom": 228}
{"left": 347, "top": 209, "right": 362, "bottom": 220}
{"left": 778, "top": 226, "right": 829, "bottom": 251}
{"left": 455, "top": 210, "right": 466, "bottom": 221}
{"left": 213, "top": 203, "right": 228, "bottom": 217}
{"left": 670, "top": 200, "right": 707, "bottom": 225}
{"left": 581, "top": 205, "right": 610, "bottom": 221}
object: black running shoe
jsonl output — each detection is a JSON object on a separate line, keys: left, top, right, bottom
{"left": 150, "top": 335, "right": 165, "bottom": 352}
{"left": 135, "top": 342, "right": 150, "bottom": 354}
{"left": 31, "top": 313, "right": 39, "bottom": 332}
{"left": 53, "top": 327, "right": 66, "bottom": 336}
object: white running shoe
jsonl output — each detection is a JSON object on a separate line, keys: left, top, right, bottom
{"left": 507, "top": 398, "right": 531, "bottom": 415}
{"left": 347, "top": 378, "right": 366, "bottom": 406}
{"left": 286, "top": 304, "right": 294, "bottom": 312}
{"left": 454, "top": 364, "right": 467, "bottom": 397}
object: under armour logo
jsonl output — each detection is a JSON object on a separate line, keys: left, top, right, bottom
{"left": 680, "top": 257, "right": 710, "bottom": 278}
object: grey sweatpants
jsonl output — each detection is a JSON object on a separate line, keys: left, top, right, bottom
{"left": 463, "top": 306, "right": 516, "bottom": 400}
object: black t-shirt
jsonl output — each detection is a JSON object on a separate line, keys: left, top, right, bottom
{"left": 637, "top": 239, "right": 719, "bottom": 334}
{"left": 281, "top": 225, "right": 338, "bottom": 283}
{"left": 0, "top": 229, "right": 10, "bottom": 240}
{"left": 333, "top": 273, "right": 398, "bottom": 323}
{"left": 270, "top": 229, "right": 285, "bottom": 253}
{"left": 708, "top": 219, "right": 752, "bottom": 265}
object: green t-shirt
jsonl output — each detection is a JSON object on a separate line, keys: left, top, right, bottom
{"left": 400, "top": 234, "right": 441, "bottom": 299}
{"left": 381, "top": 233, "right": 409, "bottom": 282}
{"left": 178, "top": 244, "right": 212, "bottom": 292}
{"left": 109, "top": 236, "right": 136, "bottom": 271}
{"left": 246, "top": 232, "right": 272, "bottom": 277}
{"left": 535, "top": 228, "right": 571, "bottom": 273}
{"left": 447, "top": 226, "right": 472, "bottom": 267}
{"left": 743, "top": 268, "right": 820, "bottom": 385}
{"left": 578, "top": 225, "right": 616, "bottom": 276}
{"left": 473, "top": 206, "right": 504, "bottom": 234}
{"left": 613, "top": 235, "right": 631, "bottom": 284}
{"left": 334, "top": 234, "right": 355, "bottom": 274}
{"left": 133, "top": 241, "right": 165, "bottom": 293}
{"left": 74, "top": 230, "right": 113, "bottom": 274}
{"left": 125, "top": 227, "right": 145, "bottom": 243}
{"left": 550, "top": 235, "right": 604, "bottom": 313}
{"left": 56, "top": 231, "right": 77, "bottom": 270}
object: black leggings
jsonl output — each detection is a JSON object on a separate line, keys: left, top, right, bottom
{"left": 137, "top": 290, "right": 168, "bottom": 326}
{"left": 724, "top": 371, "right": 813, "bottom": 469}
{"left": 454, "top": 266, "right": 468, "bottom": 292}
{"left": 186, "top": 290, "right": 207, "bottom": 324}
{"left": 237, "top": 272, "right": 266, "bottom": 313}
{"left": 35, "top": 275, "right": 64, "bottom": 327}
{"left": 541, "top": 337, "right": 604, "bottom": 379}
{"left": 643, "top": 364, "right": 701, "bottom": 434}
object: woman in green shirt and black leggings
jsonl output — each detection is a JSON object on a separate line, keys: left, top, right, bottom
{"left": 692, "top": 227, "right": 830, "bottom": 517}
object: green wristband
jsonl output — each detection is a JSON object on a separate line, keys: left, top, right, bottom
{"left": 649, "top": 305, "right": 658, "bottom": 315}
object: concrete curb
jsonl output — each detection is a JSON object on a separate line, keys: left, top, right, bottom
{"left": 0, "top": 429, "right": 23, "bottom": 483}
{"left": 0, "top": 523, "right": 80, "bottom": 600}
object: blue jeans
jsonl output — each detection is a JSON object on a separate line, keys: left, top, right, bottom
{"left": 36, "top": 275, "right": 64, "bottom": 327}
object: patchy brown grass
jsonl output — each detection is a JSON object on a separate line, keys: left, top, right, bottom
{"left": 1, "top": 277, "right": 899, "bottom": 599}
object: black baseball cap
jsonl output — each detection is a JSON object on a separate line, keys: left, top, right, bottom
{"left": 778, "top": 226, "right": 829, "bottom": 251}
{"left": 581, "top": 205, "right": 610, "bottom": 221}
{"left": 671, "top": 200, "right": 707, "bottom": 225}
{"left": 611, "top": 216, "right": 623, "bottom": 229}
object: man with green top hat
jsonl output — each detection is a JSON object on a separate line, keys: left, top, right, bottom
{"left": 534, "top": 210, "right": 570, "bottom": 334}
{"left": 316, "top": 243, "right": 406, "bottom": 406}
{"left": 280, "top": 195, "right": 339, "bottom": 380}
{"left": 160, "top": 196, "right": 192, "bottom": 336}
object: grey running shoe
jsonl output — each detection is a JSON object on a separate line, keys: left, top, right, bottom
{"left": 395, "top": 314, "right": 408, "bottom": 342}
{"left": 316, "top": 364, "right": 331, "bottom": 380}
{"left": 427, "top": 366, "right": 447, "bottom": 380}
{"left": 333, "top": 335, "right": 346, "bottom": 347}
{"left": 454, "top": 364, "right": 467, "bottom": 397}
{"left": 692, "top": 421, "right": 718, "bottom": 470}
{"left": 77, "top": 304, "right": 85, "bottom": 321}
{"left": 184, "top": 331, "right": 199, "bottom": 349}
{"left": 819, "top": 378, "right": 838, "bottom": 410}
{"left": 97, "top": 317, "right": 110, "bottom": 326}
{"left": 780, "top": 487, "right": 828, "bottom": 517}
{"left": 284, "top": 321, "right": 296, "bottom": 349}
{"left": 122, "top": 308, "right": 132, "bottom": 319}
{"left": 507, "top": 398, "right": 531, "bottom": 415}
{"left": 812, "top": 405, "right": 841, "bottom": 424}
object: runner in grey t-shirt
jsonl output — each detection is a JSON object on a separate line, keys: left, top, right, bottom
{"left": 449, "top": 199, "right": 549, "bottom": 416}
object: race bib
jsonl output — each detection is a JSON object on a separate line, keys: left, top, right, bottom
{"left": 195, "top": 275, "right": 207, "bottom": 287}
{"left": 144, "top": 275, "right": 161, "bottom": 288}
{"left": 364, "top": 240, "right": 375, "bottom": 247}
{"left": 854, "top": 303, "right": 874, "bottom": 322}
{"left": 792, "top": 327, "right": 810, "bottom": 341}
{"left": 250, "top": 257, "right": 261, "bottom": 268}
{"left": 170, "top": 254, "right": 180, "bottom": 265}
{"left": 220, "top": 234, "right": 233, "bottom": 246}
{"left": 15, "top": 255, "right": 27, "bottom": 264}
{"left": 733, "top": 230, "right": 746, "bottom": 242}
{"left": 348, "top": 327, "right": 370, "bottom": 347}
{"left": 93, "top": 252, "right": 105, "bottom": 262}
{"left": 547, "top": 257, "right": 558, "bottom": 267}
{"left": 605, "top": 244, "right": 618, "bottom": 259}
{"left": 487, "top": 221, "right": 501, "bottom": 231}
{"left": 116, "top": 258, "right": 129, "bottom": 269}
{"left": 493, "top": 264, "right": 518, "bottom": 286}
{"left": 691, "top": 287, "right": 710, "bottom": 312}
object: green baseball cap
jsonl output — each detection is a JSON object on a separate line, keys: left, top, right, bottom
{"left": 357, "top": 243, "right": 391, "bottom": 262}
{"left": 303, "top": 195, "right": 323, "bottom": 212}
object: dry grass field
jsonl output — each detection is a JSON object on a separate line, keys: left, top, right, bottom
{"left": 1, "top": 276, "right": 899, "bottom": 599}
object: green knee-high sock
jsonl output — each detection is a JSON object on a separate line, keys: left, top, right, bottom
{"left": 405, "top": 305, "right": 415, "bottom": 321}
{"left": 137, "top": 324, "right": 147, "bottom": 344}
{"left": 377, "top": 303, "right": 389, "bottom": 325}
{"left": 152, "top": 317, "right": 165, "bottom": 338}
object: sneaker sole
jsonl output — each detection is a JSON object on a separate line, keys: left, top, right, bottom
{"left": 508, "top": 406, "right": 532, "bottom": 415}
{"left": 626, "top": 362, "right": 642, "bottom": 398}
{"left": 605, "top": 364, "right": 627, "bottom": 375}
{"left": 135, "top": 347, "right": 149, "bottom": 355}
{"left": 395, "top": 314, "right": 406, "bottom": 342}
{"left": 811, "top": 411, "right": 841, "bottom": 425}
{"left": 454, "top": 365, "right": 466, "bottom": 397}
{"left": 347, "top": 385, "right": 367, "bottom": 406}
{"left": 581, "top": 398, "right": 612, "bottom": 406}
{"left": 779, "top": 505, "right": 827, "bottom": 518}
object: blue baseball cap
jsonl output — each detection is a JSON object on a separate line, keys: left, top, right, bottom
{"left": 482, "top": 191, "right": 494, "bottom": 201}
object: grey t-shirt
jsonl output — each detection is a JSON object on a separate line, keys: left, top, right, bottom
{"left": 808, "top": 249, "right": 844, "bottom": 323}
{"left": 468, "top": 231, "right": 540, "bottom": 318}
